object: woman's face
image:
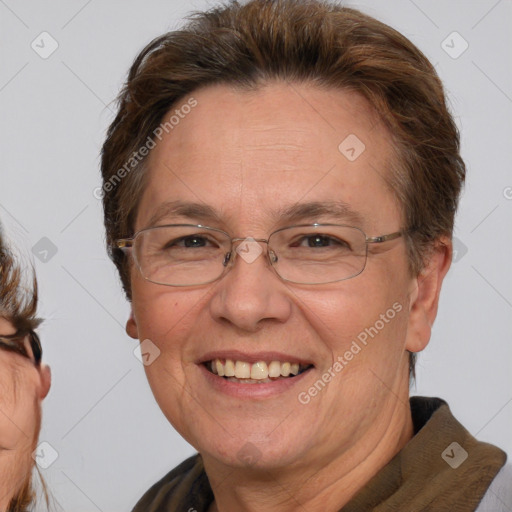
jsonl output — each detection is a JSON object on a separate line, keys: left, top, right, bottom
{"left": 126, "top": 82, "right": 440, "bottom": 473}
{"left": 0, "top": 317, "right": 50, "bottom": 510}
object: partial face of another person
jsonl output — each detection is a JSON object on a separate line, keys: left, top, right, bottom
{"left": 126, "top": 82, "right": 448, "bottom": 471}
{"left": 0, "top": 317, "right": 50, "bottom": 510}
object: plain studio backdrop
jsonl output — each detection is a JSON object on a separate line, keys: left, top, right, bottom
{"left": 1, "top": 0, "right": 511, "bottom": 510}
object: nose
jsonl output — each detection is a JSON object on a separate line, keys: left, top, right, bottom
{"left": 208, "top": 239, "right": 292, "bottom": 332}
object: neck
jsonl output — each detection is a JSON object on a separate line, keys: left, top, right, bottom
{"left": 205, "top": 388, "right": 414, "bottom": 512}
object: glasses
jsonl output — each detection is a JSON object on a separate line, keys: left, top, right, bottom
{"left": 0, "top": 330, "right": 42, "bottom": 365}
{"left": 116, "top": 223, "right": 402, "bottom": 287}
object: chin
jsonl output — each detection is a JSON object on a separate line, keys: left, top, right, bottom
{"left": 189, "top": 417, "right": 318, "bottom": 471}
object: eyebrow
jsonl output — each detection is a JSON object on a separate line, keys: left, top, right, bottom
{"left": 145, "top": 200, "right": 222, "bottom": 228}
{"left": 144, "top": 200, "right": 365, "bottom": 229}
{"left": 273, "top": 201, "right": 365, "bottom": 226}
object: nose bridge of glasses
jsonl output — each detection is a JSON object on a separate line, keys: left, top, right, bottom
{"left": 226, "top": 237, "right": 276, "bottom": 267}
{"left": 230, "top": 237, "right": 269, "bottom": 244}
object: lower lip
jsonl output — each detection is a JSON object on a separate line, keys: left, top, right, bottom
{"left": 199, "top": 364, "right": 314, "bottom": 399}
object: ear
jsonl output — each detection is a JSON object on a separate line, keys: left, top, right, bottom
{"left": 405, "top": 237, "right": 452, "bottom": 353}
{"left": 126, "top": 305, "right": 139, "bottom": 340}
{"left": 38, "top": 364, "right": 51, "bottom": 400}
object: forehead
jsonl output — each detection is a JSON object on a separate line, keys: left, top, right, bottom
{"left": 137, "top": 81, "right": 400, "bottom": 232}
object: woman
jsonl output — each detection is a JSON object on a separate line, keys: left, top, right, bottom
{"left": 0, "top": 231, "right": 51, "bottom": 511}
{"left": 100, "top": 0, "right": 511, "bottom": 509}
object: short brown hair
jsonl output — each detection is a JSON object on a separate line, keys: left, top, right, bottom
{"left": 0, "top": 243, "right": 40, "bottom": 334}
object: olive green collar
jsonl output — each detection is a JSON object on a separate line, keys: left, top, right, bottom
{"left": 342, "top": 397, "right": 506, "bottom": 511}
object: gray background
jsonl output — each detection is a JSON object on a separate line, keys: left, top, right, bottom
{"left": 0, "top": 0, "right": 511, "bottom": 510}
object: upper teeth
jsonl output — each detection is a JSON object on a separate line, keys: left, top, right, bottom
{"left": 211, "top": 359, "right": 301, "bottom": 380}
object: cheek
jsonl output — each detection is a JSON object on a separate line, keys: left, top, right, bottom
{"left": 0, "top": 444, "right": 34, "bottom": 503}
{"left": 131, "top": 284, "right": 210, "bottom": 406}
{"left": 132, "top": 269, "right": 186, "bottom": 333}
{"left": 132, "top": 284, "right": 207, "bottom": 344}
{"left": 295, "top": 274, "right": 409, "bottom": 370}
{"left": 138, "top": 308, "right": 201, "bottom": 445}
{"left": 0, "top": 370, "right": 40, "bottom": 451}
{"left": 296, "top": 286, "right": 409, "bottom": 425}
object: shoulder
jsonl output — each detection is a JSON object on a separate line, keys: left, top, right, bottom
{"left": 131, "top": 454, "right": 213, "bottom": 512}
{"left": 476, "top": 464, "right": 512, "bottom": 512}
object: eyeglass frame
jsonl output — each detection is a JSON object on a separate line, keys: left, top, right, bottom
{"left": 116, "top": 223, "right": 403, "bottom": 287}
{"left": 0, "top": 330, "right": 42, "bottom": 366}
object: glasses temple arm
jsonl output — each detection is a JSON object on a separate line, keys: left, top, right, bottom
{"left": 116, "top": 239, "right": 133, "bottom": 249}
{"left": 366, "top": 231, "right": 403, "bottom": 244}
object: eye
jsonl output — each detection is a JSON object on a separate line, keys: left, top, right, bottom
{"left": 307, "top": 235, "right": 339, "bottom": 248}
{"left": 293, "top": 234, "right": 350, "bottom": 249}
{"left": 164, "top": 235, "right": 218, "bottom": 249}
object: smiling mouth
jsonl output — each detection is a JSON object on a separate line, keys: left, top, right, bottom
{"left": 205, "top": 359, "right": 313, "bottom": 384}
